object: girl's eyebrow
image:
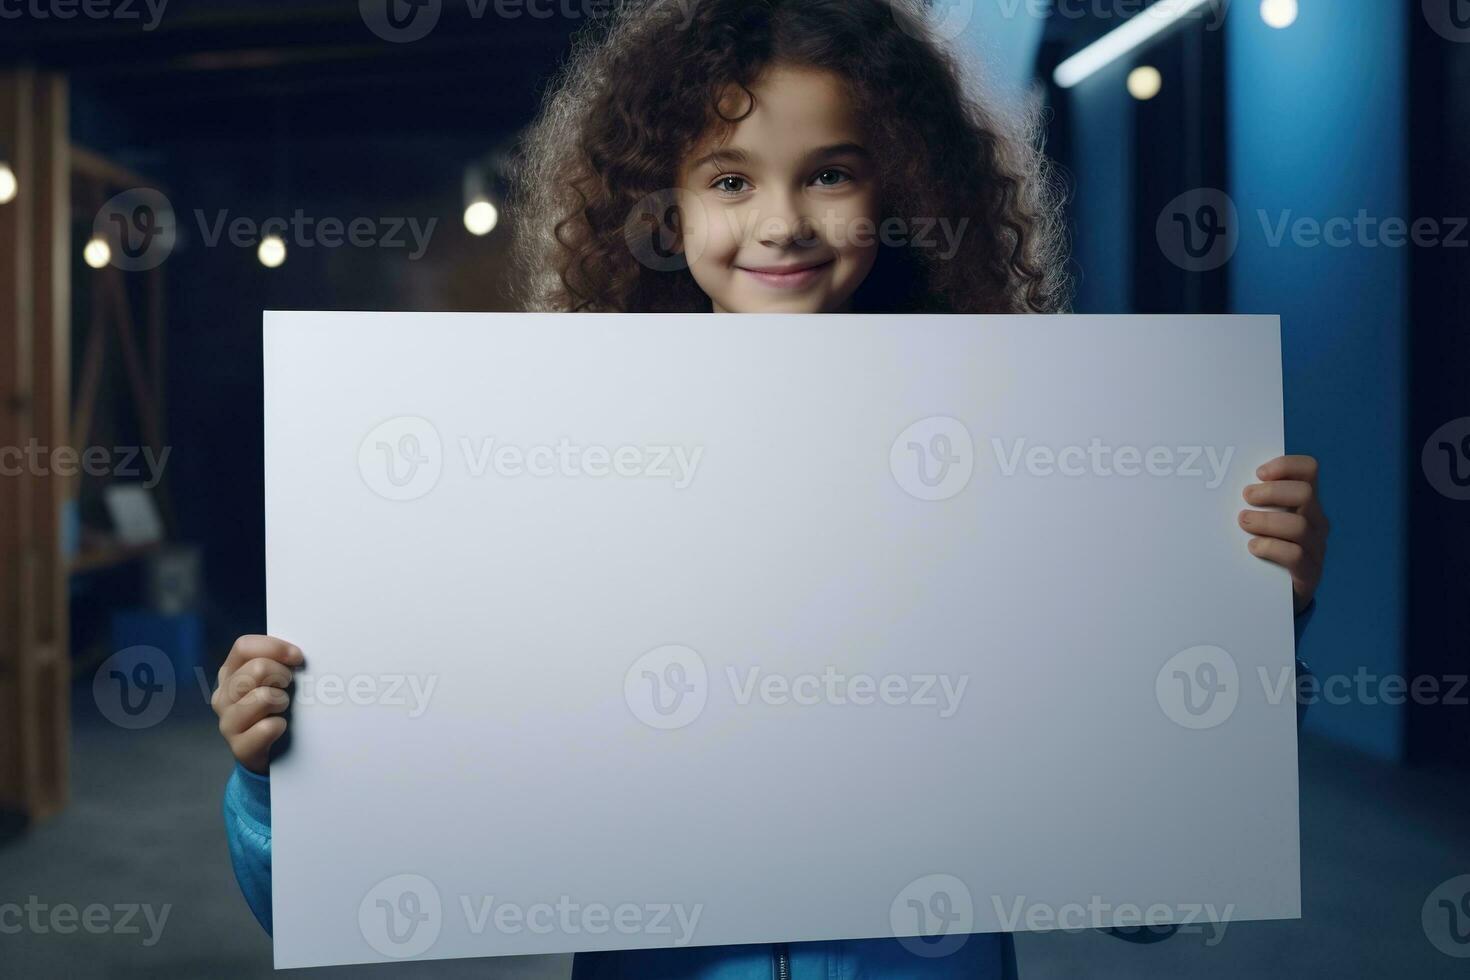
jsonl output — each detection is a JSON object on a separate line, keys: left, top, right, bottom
{"left": 688, "top": 142, "right": 870, "bottom": 173}
{"left": 807, "top": 142, "right": 872, "bottom": 161}
{"left": 689, "top": 147, "right": 753, "bottom": 171}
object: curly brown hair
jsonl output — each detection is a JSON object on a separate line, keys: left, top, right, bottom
{"left": 513, "top": 0, "right": 1069, "bottom": 313}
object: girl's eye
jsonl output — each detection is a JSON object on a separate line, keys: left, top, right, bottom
{"left": 713, "top": 175, "right": 750, "bottom": 195}
{"left": 812, "top": 169, "right": 852, "bottom": 187}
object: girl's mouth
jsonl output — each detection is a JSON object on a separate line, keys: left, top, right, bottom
{"left": 736, "top": 258, "right": 835, "bottom": 290}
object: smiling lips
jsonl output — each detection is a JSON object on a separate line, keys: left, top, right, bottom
{"left": 737, "top": 258, "right": 835, "bottom": 289}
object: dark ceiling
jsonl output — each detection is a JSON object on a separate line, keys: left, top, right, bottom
{"left": 2, "top": 0, "right": 584, "bottom": 142}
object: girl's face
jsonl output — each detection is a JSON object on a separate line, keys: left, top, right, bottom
{"left": 675, "top": 65, "right": 881, "bottom": 314}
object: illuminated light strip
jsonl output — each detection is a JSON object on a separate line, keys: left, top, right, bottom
{"left": 1053, "top": 0, "right": 1216, "bottom": 89}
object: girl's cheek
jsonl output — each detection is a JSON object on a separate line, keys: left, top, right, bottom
{"left": 828, "top": 195, "right": 882, "bottom": 256}
{"left": 700, "top": 200, "right": 748, "bottom": 260}
{"left": 674, "top": 196, "right": 719, "bottom": 265}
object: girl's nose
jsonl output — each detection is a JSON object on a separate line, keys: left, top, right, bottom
{"left": 757, "top": 212, "right": 817, "bottom": 249}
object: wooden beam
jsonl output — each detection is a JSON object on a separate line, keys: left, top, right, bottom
{"left": 0, "top": 68, "right": 37, "bottom": 818}
{"left": 0, "top": 68, "right": 71, "bottom": 822}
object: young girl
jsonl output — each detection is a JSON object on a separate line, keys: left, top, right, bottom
{"left": 219, "top": 2, "right": 1329, "bottom": 977}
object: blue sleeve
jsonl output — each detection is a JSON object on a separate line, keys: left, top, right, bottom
{"left": 223, "top": 763, "right": 274, "bottom": 935}
{"left": 1293, "top": 598, "right": 1315, "bottom": 648}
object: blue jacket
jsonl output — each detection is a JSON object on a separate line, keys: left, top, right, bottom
{"left": 224, "top": 606, "right": 1315, "bottom": 978}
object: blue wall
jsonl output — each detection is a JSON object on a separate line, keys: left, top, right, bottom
{"left": 1228, "top": 1, "right": 1407, "bottom": 760}
{"left": 1064, "top": 3, "right": 1408, "bottom": 758}
{"left": 1068, "top": 55, "right": 1134, "bottom": 314}
{"left": 963, "top": 2, "right": 1048, "bottom": 107}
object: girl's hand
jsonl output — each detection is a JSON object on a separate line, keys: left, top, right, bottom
{"left": 1239, "top": 455, "right": 1330, "bottom": 615}
{"left": 212, "top": 635, "right": 304, "bottom": 775}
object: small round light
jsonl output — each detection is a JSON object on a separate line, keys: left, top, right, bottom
{"left": 258, "top": 234, "right": 287, "bottom": 268}
{"left": 0, "top": 163, "right": 16, "bottom": 204}
{"left": 464, "top": 199, "right": 499, "bottom": 236}
{"left": 1260, "top": 0, "right": 1298, "bottom": 29}
{"left": 83, "top": 237, "right": 111, "bottom": 269}
{"left": 1127, "top": 65, "right": 1163, "bottom": 101}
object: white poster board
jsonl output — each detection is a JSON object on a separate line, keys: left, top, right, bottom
{"left": 265, "top": 312, "right": 1300, "bottom": 970}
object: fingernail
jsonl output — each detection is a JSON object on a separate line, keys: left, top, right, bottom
{"left": 1256, "top": 464, "right": 1268, "bottom": 478}
{"left": 1239, "top": 511, "right": 1253, "bottom": 526}
{"left": 1248, "top": 538, "right": 1262, "bottom": 553}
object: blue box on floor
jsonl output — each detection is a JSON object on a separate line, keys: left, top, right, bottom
{"left": 110, "top": 610, "right": 205, "bottom": 679}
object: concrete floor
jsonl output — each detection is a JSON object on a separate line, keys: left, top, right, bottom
{"left": 3, "top": 690, "right": 1468, "bottom": 979}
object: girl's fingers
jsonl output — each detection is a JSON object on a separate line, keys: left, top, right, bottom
{"left": 1248, "top": 457, "right": 1327, "bottom": 614}
{"left": 1247, "top": 534, "right": 1319, "bottom": 583}
{"left": 1256, "top": 455, "right": 1319, "bottom": 485}
{"left": 232, "top": 716, "right": 288, "bottom": 775}
{"left": 1243, "top": 480, "right": 1314, "bottom": 509}
{"left": 218, "top": 684, "right": 291, "bottom": 739}
{"left": 213, "top": 657, "right": 295, "bottom": 712}
{"left": 218, "top": 635, "right": 303, "bottom": 689}
{"left": 1238, "top": 509, "right": 1310, "bottom": 543}
{"left": 1248, "top": 534, "right": 1319, "bottom": 609}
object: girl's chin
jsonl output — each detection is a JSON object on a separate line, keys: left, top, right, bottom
{"left": 716, "top": 299, "right": 839, "bottom": 314}
{"left": 709, "top": 289, "right": 854, "bottom": 314}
